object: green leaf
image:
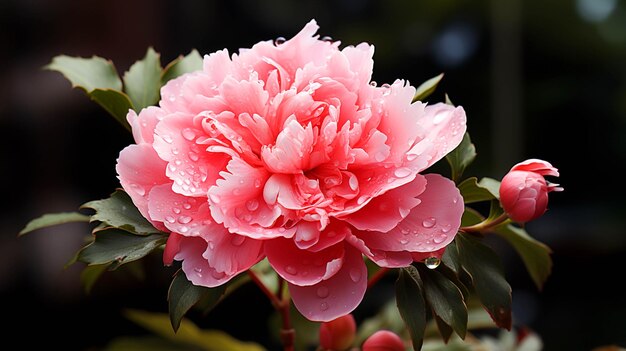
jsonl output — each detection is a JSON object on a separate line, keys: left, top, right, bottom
{"left": 77, "top": 229, "right": 167, "bottom": 269}
{"left": 80, "top": 263, "right": 110, "bottom": 293}
{"left": 19, "top": 212, "right": 90, "bottom": 236}
{"left": 89, "top": 89, "right": 134, "bottom": 130}
{"left": 455, "top": 234, "right": 512, "bottom": 330}
{"left": 433, "top": 315, "right": 454, "bottom": 343}
{"left": 445, "top": 93, "right": 454, "bottom": 106}
{"left": 82, "top": 190, "right": 163, "bottom": 235}
{"left": 420, "top": 266, "right": 468, "bottom": 339}
{"left": 413, "top": 73, "right": 444, "bottom": 102}
{"left": 396, "top": 266, "right": 427, "bottom": 351}
{"left": 478, "top": 177, "right": 501, "bottom": 200}
{"left": 162, "top": 49, "right": 203, "bottom": 84}
{"left": 461, "top": 207, "right": 483, "bottom": 227}
{"left": 445, "top": 133, "right": 476, "bottom": 182}
{"left": 441, "top": 240, "right": 461, "bottom": 274}
{"left": 494, "top": 224, "right": 553, "bottom": 289}
{"left": 125, "top": 309, "right": 267, "bottom": 351}
{"left": 169, "top": 271, "right": 226, "bottom": 332}
{"left": 105, "top": 336, "right": 202, "bottom": 351}
{"left": 486, "top": 199, "right": 505, "bottom": 222}
{"left": 123, "top": 47, "right": 163, "bottom": 110}
{"left": 46, "top": 55, "right": 122, "bottom": 92}
{"left": 457, "top": 177, "right": 495, "bottom": 204}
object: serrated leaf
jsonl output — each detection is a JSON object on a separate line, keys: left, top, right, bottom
{"left": 46, "top": 55, "right": 122, "bottom": 92}
{"left": 455, "top": 234, "right": 512, "bottom": 330}
{"left": 77, "top": 229, "right": 167, "bottom": 269}
{"left": 89, "top": 89, "right": 133, "bottom": 130}
{"left": 413, "top": 73, "right": 444, "bottom": 102}
{"left": 420, "top": 266, "right": 468, "bottom": 339}
{"left": 494, "top": 224, "right": 553, "bottom": 289}
{"left": 457, "top": 177, "right": 495, "bottom": 204}
{"left": 82, "top": 190, "right": 163, "bottom": 235}
{"left": 478, "top": 177, "right": 501, "bottom": 200}
{"left": 125, "top": 309, "right": 266, "bottom": 351}
{"left": 445, "top": 133, "right": 476, "bottom": 182}
{"left": 162, "top": 49, "right": 203, "bottom": 84}
{"left": 123, "top": 47, "right": 163, "bottom": 110}
{"left": 19, "top": 212, "right": 89, "bottom": 236}
{"left": 80, "top": 263, "right": 109, "bottom": 293}
{"left": 169, "top": 271, "right": 226, "bottom": 332}
{"left": 396, "top": 266, "right": 427, "bottom": 351}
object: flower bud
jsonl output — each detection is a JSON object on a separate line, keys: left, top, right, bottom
{"left": 362, "top": 330, "right": 405, "bottom": 351}
{"left": 499, "top": 159, "right": 563, "bottom": 223}
{"left": 319, "top": 314, "right": 356, "bottom": 350}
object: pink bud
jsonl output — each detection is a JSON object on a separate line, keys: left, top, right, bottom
{"left": 319, "top": 314, "right": 356, "bottom": 350}
{"left": 499, "top": 159, "right": 563, "bottom": 223}
{"left": 362, "top": 330, "right": 405, "bottom": 351}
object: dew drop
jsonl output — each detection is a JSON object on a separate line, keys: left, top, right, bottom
{"left": 424, "top": 256, "right": 441, "bottom": 269}
{"left": 254, "top": 179, "right": 262, "bottom": 188}
{"left": 348, "top": 175, "right": 358, "bottom": 191}
{"left": 349, "top": 268, "right": 362, "bottom": 283}
{"left": 357, "top": 196, "right": 368, "bottom": 205}
{"left": 183, "top": 203, "right": 192, "bottom": 210}
{"left": 320, "top": 302, "right": 329, "bottom": 311}
{"left": 172, "top": 148, "right": 180, "bottom": 155}
{"left": 400, "top": 228, "right": 410, "bottom": 235}
{"left": 179, "top": 226, "right": 189, "bottom": 233}
{"left": 321, "top": 35, "right": 333, "bottom": 42}
{"left": 168, "top": 164, "right": 177, "bottom": 172}
{"left": 172, "top": 208, "right": 181, "bottom": 214}
{"left": 274, "top": 37, "right": 286, "bottom": 45}
{"left": 246, "top": 200, "right": 259, "bottom": 211}
{"left": 441, "top": 224, "right": 452, "bottom": 233}
{"left": 188, "top": 152, "right": 199, "bottom": 161}
{"left": 168, "top": 95, "right": 176, "bottom": 102}
{"left": 422, "top": 217, "right": 436, "bottom": 228}
{"left": 432, "top": 111, "right": 447, "bottom": 125}
{"left": 381, "top": 83, "right": 391, "bottom": 89}
{"left": 453, "top": 197, "right": 458, "bottom": 204}
{"left": 433, "top": 235, "right": 446, "bottom": 244}
{"left": 165, "top": 216, "right": 176, "bottom": 224}
{"left": 399, "top": 238, "right": 409, "bottom": 245}
{"left": 394, "top": 167, "right": 412, "bottom": 178}
{"left": 231, "top": 235, "right": 245, "bottom": 246}
{"left": 369, "top": 81, "right": 377, "bottom": 87}
{"left": 178, "top": 216, "right": 192, "bottom": 224}
{"left": 375, "top": 152, "right": 386, "bottom": 162}
{"left": 193, "top": 267, "right": 203, "bottom": 277}
{"left": 175, "top": 159, "right": 183, "bottom": 166}
{"left": 181, "top": 128, "right": 196, "bottom": 141}
{"left": 406, "top": 153, "right": 418, "bottom": 161}
{"left": 162, "top": 135, "right": 173, "bottom": 144}
{"left": 285, "top": 266, "right": 298, "bottom": 275}
{"left": 208, "top": 241, "right": 215, "bottom": 250}
{"left": 316, "top": 286, "right": 329, "bottom": 298}
{"left": 211, "top": 270, "right": 226, "bottom": 279}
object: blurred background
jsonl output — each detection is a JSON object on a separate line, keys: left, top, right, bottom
{"left": 2, "top": 0, "right": 625, "bottom": 349}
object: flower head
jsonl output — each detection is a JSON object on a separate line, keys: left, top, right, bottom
{"left": 319, "top": 314, "right": 356, "bottom": 350}
{"left": 362, "top": 330, "right": 405, "bottom": 351}
{"left": 116, "top": 20, "right": 467, "bottom": 321}
{"left": 499, "top": 159, "right": 563, "bottom": 223}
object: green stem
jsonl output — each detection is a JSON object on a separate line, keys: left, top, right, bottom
{"left": 460, "top": 213, "right": 509, "bottom": 234}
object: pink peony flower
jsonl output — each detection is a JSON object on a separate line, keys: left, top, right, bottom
{"left": 362, "top": 330, "right": 405, "bottom": 351}
{"left": 499, "top": 159, "right": 563, "bottom": 223}
{"left": 116, "top": 20, "right": 466, "bottom": 321}
{"left": 319, "top": 314, "right": 356, "bottom": 350}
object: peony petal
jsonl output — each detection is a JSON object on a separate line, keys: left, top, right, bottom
{"left": 147, "top": 184, "right": 215, "bottom": 237}
{"left": 346, "top": 233, "right": 414, "bottom": 268}
{"left": 203, "top": 232, "right": 264, "bottom": 276}
{"left": 306, "top": 220, "right": 350, "bottom": 253}
{"left": 127, "top": 106, "right": 165, "bottom": 145}
{"left": 289, "top": 244, "right": 367, "bottom": 322}
{"left": 116, "top": 144, "right": 169, "bottom": 231}
{"left": 175, "top": 236, "right": 237, "bottom": 287}
{"left": 407, "top": 103, "right": 467, "bottom": 173}
{"left": 261, "top": 118, "right": 315, "bottom": 174}
{"left": 266, "top": 239, "right": 345, "bottom": 286}
{"left": 511, "top": 158, "right": 560, "bottom": 177}
{"left": 153, "top": 112, "right": 230, "bottom": 197}
{"left": 208, "top": 157, "right": 288, "bottom": 239}
{"left": 163, "top": 232, "right": 184, "bottom": 266}
{"left": 343, "top": 174, "right": 427, "bottom": 233}
{"left": 355, "top": 174, "right": 464, "bottom": 253}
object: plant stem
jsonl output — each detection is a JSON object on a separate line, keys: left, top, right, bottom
{"left": 248, "top": 271, "right": 294, "bottom": 351}
{"left": 367, "top": 267, "right": 389, "bottom": 289}
{"left": 460, "top": 213, "right": 509, "bottom": 234}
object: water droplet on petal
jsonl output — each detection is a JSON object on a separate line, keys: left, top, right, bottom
{"left": 316, "top": 286, "right": 329, "bottom": 298}
{"left": 274, "top": 37, "right": 286, "bottom": 45}
{"left": 193, "top": 267, "right": 202, "bottom": 277}
{"left": 168, "top": 95, "right": 176, "bottom": 102}
{"left": 209, "top": 194, "right": 221, "bottom": 203}
{"left": 369, "top": 81, "right": 377, "bottom": 87}
{"left": 254, "top": 179, "right": 262, "bottom": 188}
{"left": 375, "top": 151, "right": 386, "bottom": 162}
{"left": 183, "top": 203, "right": 192, "bottom": 210}
{"left": 208, "top": 241, "right": 215, "bottom": 250}
{"left": 348, "top": 174, "right": 358, "bottom": 191}
{"left": 285, "top": 266, "right": 298, "bottom": 275}
{"left": 246, "top": 200, "right": 259, "bottom": 211}
{"left": 381, "top": 83, "right": 391, "bottom": 89}
{"left": 165, "top": 216, "right": 176, "bottom": 224}
{"left": 188, "top": 152, "right": 199, "bottom": 161}
{"left": 433, "top": 235, "right": 446, "bottom": 244}
{"left": 320, "top": 302, "right": 329, "bottom": 311}
{"left": 399, "top": 238, "right": 409, "bottom": 245}
{"left": 422, "top": 217, "right": 436, "bottom": 228}
{"left": 406, "top": 153, "right": 418, "bottom": 161}
{"left": 394, "top": 167, "right": 412, "bottom": 178}
{"left": 453, "top": 197, "right": 458, "bottom": 204}
{"left": 400, "top": 228, "right": 410, "bottom": 235}
{"left": 211, "top": 270, "right": 226, "bottom": 279}
{"left": 357, "top": 196, "right": 368, "bottom": 205}
{"left": 441, "top": 224, "right": 452, "bottom": 233}
{"left": 168, "top": 164, "right": 177, "bottom": 172}
{"left": 178, "top": 216, "right": 192, "bottom": 224}
{"left": 179, "top": 226, "right": 189, "bottom": 233}
{"left": 321, "top": 35, "right": 333, "bottom": 42}
{"left": 349, "top": 268, "right": 362, "bottom": 283}
{"left": 129, "top": 183, "right": 145, "bottom": 196}
{"left": 162, "top": 135, "right": 173, "bottom": 144}
{"left": 424, "top": 256, "right": 441, "bottom": 269}
{"left": 181, "top": 128, "right": 196, "bottom": 141}
{"left": 231, "top": 235, "right": 245, "bottom": 246}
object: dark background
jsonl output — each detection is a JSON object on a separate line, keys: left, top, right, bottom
{"left": 2, "top": 0, "right": 626, "bottom": 350}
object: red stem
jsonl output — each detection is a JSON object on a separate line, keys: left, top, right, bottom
{"left": 367, "top": 267, "right": 389, "bottom": 289}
